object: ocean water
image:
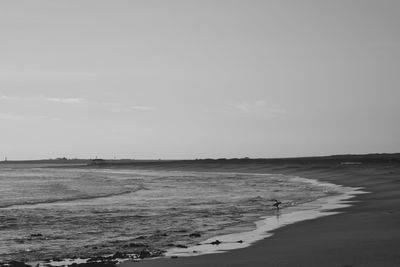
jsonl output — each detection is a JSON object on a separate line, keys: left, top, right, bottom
{"left": 0, "top": 165, "right": 341, "bottom": 263}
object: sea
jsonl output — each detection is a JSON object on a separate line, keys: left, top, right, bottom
{"left": 0, "top": 164, "right": 348, "bottom": 264}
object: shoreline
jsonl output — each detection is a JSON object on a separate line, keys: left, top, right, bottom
{"left": 118, "top": 161, "right": 400, "bottom": 267}
{"left": 164, "top": 181, "right": 366, "bottom": 258}
{"left": 29, "top": 174, "right": 364, "bottom": 267}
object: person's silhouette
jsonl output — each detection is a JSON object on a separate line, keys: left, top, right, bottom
{"left": 272, "top": 199, "right": 281, "bottom": 210}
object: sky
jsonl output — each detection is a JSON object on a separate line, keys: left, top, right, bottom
{"left": 1, "top": 0, "right": 399, "bottom": 160}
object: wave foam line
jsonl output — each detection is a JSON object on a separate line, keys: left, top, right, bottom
{"left": 0, "top": 186, "right": 146, "bottom": 209}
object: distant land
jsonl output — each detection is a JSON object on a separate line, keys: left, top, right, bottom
{"left": 1, "top": 153, "right": 399, "bottom": 166}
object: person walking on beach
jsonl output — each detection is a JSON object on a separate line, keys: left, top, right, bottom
{"left": 272, "top": 199, "right": 281, "bottom": 210}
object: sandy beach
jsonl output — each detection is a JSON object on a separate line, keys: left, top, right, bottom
{"left": 115, "top": 157, "right": 400, "bottom": 267}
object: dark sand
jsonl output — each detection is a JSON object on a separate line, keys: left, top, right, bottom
{"left": 116, "top": 159, "right": 400, "bottom": 267}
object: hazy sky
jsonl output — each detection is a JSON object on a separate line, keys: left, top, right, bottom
{"left": 1, "top": 0, "right": 399, "bottom": 160}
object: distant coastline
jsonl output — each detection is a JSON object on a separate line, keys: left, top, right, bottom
{"left": 1, "top": 152, "right": 399, "bottom": 166}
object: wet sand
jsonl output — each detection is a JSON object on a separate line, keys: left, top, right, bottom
{"left": 117, "top": 159, "right": 400, "bottom": 267}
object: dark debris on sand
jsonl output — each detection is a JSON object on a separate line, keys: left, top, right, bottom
{"left": 0, "top": 261, "right": 119, "bottom": 267}
{"left": 0, "top": 261, "right": 33, "bottom": 267}
{"left": 0, "top": 247, "right": 165, "bottom": 267}
{"left": 68, "top": 262, "right": 117, "bottom": 267}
